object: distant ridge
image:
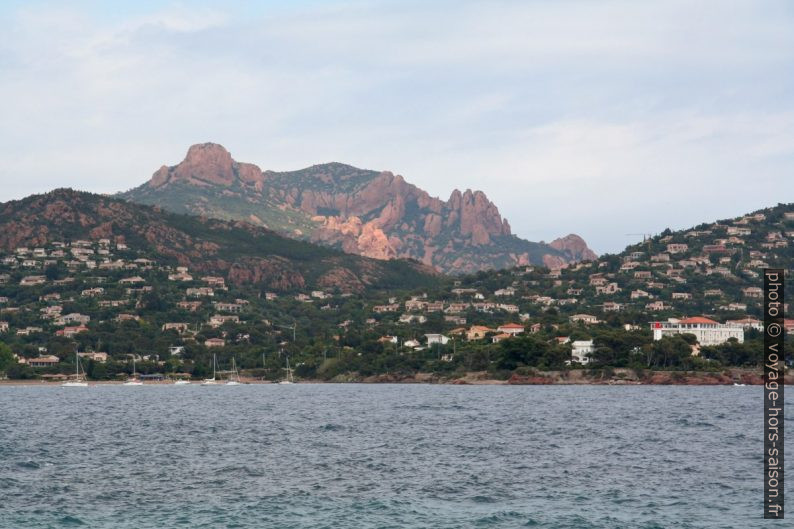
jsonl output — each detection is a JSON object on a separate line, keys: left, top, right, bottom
{"left": 0, "top": 188, "right": 440, "bottom": 292}
{"left": 120, "top": 143, "right": 597, "bottom": 273}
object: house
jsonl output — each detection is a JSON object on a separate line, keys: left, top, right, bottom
{"left": 645, "top": 301, "right": 670, "bottom": 311}
{"left": 425, "top": 334, "right": 450, "bottom": 346}
{"left": 24, "top": 355, "right": 60, "bottom": 367}
{"left": 56, "top": 313, "right": 90, "bottom": 325}
{"left": 403, "top": 339, "right": 421, "bottom": 348}
{"left": 0, "top": 321, "right": 8, "bottom": 332}
{"left": 378, "top": 335, "right": 398, "bottom": 344}
{"left": 720, "top": 303, "right": 747, "bottom": 312}
{"left": 209, "top": 315, "right": 239, "bottom": 327}
{"left": 496, "top": 323, "right": 524, "bottom": 336}
{"left": 595, "top": 282, "right": 621, "bottom": 295}
{"left": 202, "top": 276, "right": 226, "bottom": 288}
{"left": 603, "top": 302, "right": 623, "bottom": 312}
{"left": 204, "top": 338, "right": 225, "bottom": 348}
{"left": 168, "top": 271, "right": 193, "bottom": 281}
{"left": 571, "top": 340, "right": 594, "bottom": 364}
{"left": 444, "top": 315, "right": 467, "bottom": 325}
{"left": 494, "top": 287, "right": 516, "bottom": 297}
{"left": 56, "top": 325, "right": 89, "bottom": 338}
{"left": 466, "top": 326, "right": 494, "bottom": 340}
{"left": 405, "top": 300, "right": 427, "bottom": 311}
{"left": 186, "top": 287, "right": 214, "bottom": 297}
{"left": 162, "top": 323, "right": 190, "bottom": 333}
{"left": 634, "top": 271, "right": 652, "bottom": 280}
{"left": 650, "top": 317, "right": 743, "bottom": 346}
{"left": 631, "top": 290, "right": 651, "bottom": 299}
{"left": 177, "top": 301, "right": 202, "bottom": 312}
{"left": 81, "top": 287, "right": 104, "bottom": 297}
{"left": 671, "top": 292, "right": 692, "bottom": 300}
{"left": 20, "top": 275, "right": 46, "bottom": 286}
{"left": 373, "top": 303, "right": 400, "bottom": 313}
{"left": 569, "top": 314, "right": 599, "bottom": 325}
{"left": 742, "top": 287, "right": 763, "bottom": 299}
{"left": 118, "top": 276, "right": 145, "bottom": 284}
{"left": 491, "top": 333, "right": 512, "bottom": 344}
{"left": 115, "top": 313, "right": 140, "bottom": 322}
{"left": 213, "top": 302, "right": 243, "bottom": 313}
{"left": 445, "top": 302, "right": 469, "bottom": 314}
{"left": 398, "top": 314, "right": 427, "bottom": 324}
{"left": 78, "top": 352, "right": 108, "bottom": 363}
{"left": 666, "top": 243, "right": 689, "bottom": 254}
{"left": 704, "top": 289, "right": 723, "bottom": 297}
{"left": 726, "top": 318, "right": 764, "bottom": 331}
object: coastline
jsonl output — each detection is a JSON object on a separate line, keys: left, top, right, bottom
{"left": 1, "top": 368, "right": 790, "bottom": 386}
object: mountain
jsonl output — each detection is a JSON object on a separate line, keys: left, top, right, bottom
{"left": 119, "top": 143, "right": 596, "bottom": 273}
{"left": 0, "top": 189, "right": 439, "bottom": 292}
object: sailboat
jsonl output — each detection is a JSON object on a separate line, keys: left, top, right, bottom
{"left": 225, "top": 357, "right": 241, "bottom": 385}
{"left": 62, "top": 351, "right": 88, "bottom": 387}
{"left": 123, "top": 357, "right": 144, "bottom": 385}
{"left": 278, "top": 356, "right": 294, "bottom": 385}
{"left": 201, "top": 354, "right": 220, "bottom": 385}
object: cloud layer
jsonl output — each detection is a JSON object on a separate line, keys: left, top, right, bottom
{"left": 1, "top": 0, "right": 792, "bottom": 253}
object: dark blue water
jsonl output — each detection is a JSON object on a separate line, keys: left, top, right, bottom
{"left": 0, "top": 384, "right": 788, "bottom": 528}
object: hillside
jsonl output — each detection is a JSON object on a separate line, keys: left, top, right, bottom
{"left": 0, "top": 189, "right": 439, "bottom": 293}
{"left": 439, "top": 203, "right": 794, "bottom": 324}
{"left": 119, "top": 143, "right": 596, "bottom": 273}
{"left": 0, "top": 198, "right": 790, "bottom": 383}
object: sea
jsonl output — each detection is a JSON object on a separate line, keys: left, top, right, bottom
{"left": 0, "top": 384, "right": 789, "bottom": 528}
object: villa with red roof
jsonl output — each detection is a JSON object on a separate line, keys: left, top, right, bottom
{"left": 496, "top": 323, "right": 525, "bottom": 336}
{"left": 649, "top": 316, "right": 744, "bottom": 346}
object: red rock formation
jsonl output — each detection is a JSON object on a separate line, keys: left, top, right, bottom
{"left": 127, "top": 143, "right": 597, "bottom": 273}
{"left": 549, "top": 234, "right": 598, "bottom": 262}
{"left": 149, "top": 143, "right": 265, "bottom": 189}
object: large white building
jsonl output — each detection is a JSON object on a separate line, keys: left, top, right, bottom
{"left": 650, "top": 317, "right": 744, "bottom": 346}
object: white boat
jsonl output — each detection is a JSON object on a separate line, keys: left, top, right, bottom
{"left": 173, "top": 379, "right": 191, "bottom": 385}
{"left": 201, "top": 354, "right": 220, "bottom": 385}
{"left": 278, "top": 356, "right": 294, "bottom": 384}
{"left": 62, "top": 351, "right": 88, "bottom": 387}
{"left": 733, "top": 383, "right": 747, "bottom": 387}
{"left": 226, "top": 357, "right": 242, "bottom": 385}
{"left": 123, "top": 357, "right": 144, "bottom": 385}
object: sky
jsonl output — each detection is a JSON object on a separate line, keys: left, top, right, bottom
{"left": 0, "top": 0, "right": 792, "bottom": 254}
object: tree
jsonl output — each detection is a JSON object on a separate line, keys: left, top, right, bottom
{"left": 0, "top": 342, "right": 15, "bottom": 372}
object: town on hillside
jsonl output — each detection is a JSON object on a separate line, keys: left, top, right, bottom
{"left": 0, "top": 204, "right": 792, "bottom": 382}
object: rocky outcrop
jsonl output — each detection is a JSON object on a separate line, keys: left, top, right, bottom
{"left": 549, "top": 234, "right": 598, "bottom": 262}
{"left": 149, "top": 143, "right": 265, "bottom": 189}
{"left": 122, "top": 143, "right": 598, "bottom": 273}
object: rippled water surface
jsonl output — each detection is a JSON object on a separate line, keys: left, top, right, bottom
{"left": 0, "top": 384, "right": 788, "bottom": 528}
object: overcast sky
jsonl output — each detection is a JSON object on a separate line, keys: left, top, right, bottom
{"left": 1, "top": 0, "right": 792, "bottom": 254}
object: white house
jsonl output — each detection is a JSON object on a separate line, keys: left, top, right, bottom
{"left": 571, "top": 340, "right": 594, "bottom": 364}
{"left": 424, "top": 334, "right": 450, "bottom": 346}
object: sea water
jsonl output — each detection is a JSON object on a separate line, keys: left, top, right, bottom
{"left": 0, "top": 384, "right": 788, "bottom": 528}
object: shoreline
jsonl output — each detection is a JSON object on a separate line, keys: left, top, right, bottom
{"left": 1, "top": 368, "right": 790, "bottom": 386}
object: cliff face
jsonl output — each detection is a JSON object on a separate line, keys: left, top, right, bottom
{"left": 120, "top": 143, "right": 597, "bottom": 273}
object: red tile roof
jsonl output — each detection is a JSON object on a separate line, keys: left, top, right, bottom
{"left": 679, "top": 316, "right": 719, "bottom": 325}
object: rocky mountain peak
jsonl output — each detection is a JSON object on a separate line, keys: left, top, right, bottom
{"left": 148, "top": 143, "right": 264, "bottom": 189}
{"left": 549, "top": 234, "right": 598, "bottom": 262}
